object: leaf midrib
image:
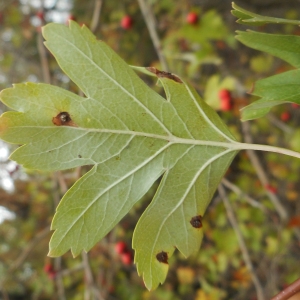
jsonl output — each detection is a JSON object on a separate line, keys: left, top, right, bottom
{"left": 17, "top": 125, "right": 240, "bottom": 149}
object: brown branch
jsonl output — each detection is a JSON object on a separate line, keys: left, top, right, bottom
{"left": 218, "top": 184, "right": 266, "bottom": 300}
{"left": 271, "top": 278, "right": 300, "bottom": 300}
{"left": 137, "top": 0, "right": 169, "bottom": 71}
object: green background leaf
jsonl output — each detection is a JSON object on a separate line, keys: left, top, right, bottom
{"left": 241, "top": 70, "right": 300, "bottom": 121}
{"left": 232, "top": 2, "right": 300, "bottom": 26}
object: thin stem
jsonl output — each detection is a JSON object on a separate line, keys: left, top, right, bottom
{"left": 218, "top": 184, "right": 266, "bottom": 300}
{"left": 237, "top": 142, "right": 300, "bottom": 160}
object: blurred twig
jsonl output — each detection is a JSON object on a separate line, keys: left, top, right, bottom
{"left": 218, "top": 184, "right": 266, "bottom": 300}
{"left": 222, "top": 178, "right": 267, "bottom": 211}
{"left": 8, "top": 226, "right": 50, "bottom": 272}
{"left": 241, "top": 121, "right": 288, "bottom": 222}
{"left": 37, "top": 29, "right": 51, "bottom": 84}
{"left": 271, "top": 278, "right": 300, "bottom": 300}
{"left": 82, "top": 252, "right": 104, "bottom": 300}
{"left": 137, "top": 0, "right": 168, "bottom": 71}
{"left": 90, "top": 0, "right": 103, "bottom": 32}
{"left": 267, "top": 113, "right": 294, "bottom": 135}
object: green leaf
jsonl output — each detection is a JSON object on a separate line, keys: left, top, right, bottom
{"left": 232, "top": 2, "right": 300, "bottom": 26}
{"left": 236, "top": 31, "right": 300, "bottom": 68}
{"left": 241, "top": 70, "right": 300, "bottom": 121}
{"left": 0, "top": 21, "right": 239, "bottom": 290}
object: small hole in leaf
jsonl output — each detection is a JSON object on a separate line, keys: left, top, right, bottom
{"left": 156, "top": 251, "right": 168, "bottom": 264}
{"left": 190, "top": 215, "right": 202, "bottom": 228}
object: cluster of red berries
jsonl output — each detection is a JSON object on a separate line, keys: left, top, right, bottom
{"left": 44, "top": 263, "right": 56, "bottom": 279}
{"left": 114, "top": 241, "right": 133, "bottom": 265}
{"left": 121, "top": 11, "right": 198, "bottom": 30}
{"left": 218, "top": 89, "right": 232, "bottom": 111}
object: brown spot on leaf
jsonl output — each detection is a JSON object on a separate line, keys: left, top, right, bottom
{"left": 78, "top": 155, "right": 82, "bottom": 158}
{"left": 52, "top": 112, "right": 77, "bottom": 127}
{"left": 190, "top": 215, "right": 202, "bottom": 228}
{"left": 156, "top": 251, "right": 168, "bottom": 264}
{"left": 146, "top": 67, "right": 183, "bottom": 83}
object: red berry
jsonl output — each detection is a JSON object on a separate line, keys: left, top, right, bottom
{"left": 265, "top": 184, "right": 277, "bottom": 194}
{"left": 68, "top": 14, "right": 76, "bottom": 21}
{"left": 186, "top": 12, "right": 198, "bottom": 24}
{"left": 115, "top": 241, "right": 127, "bottom": 254}
{"left": 48, "top": 270, "right": 56, "bottom": 279}
{"left": 36, "top": 10, "right": 44, "bottom": 20}
{"left": 218, "top": 89, "right": 231, "bottom": 101}
{"left": 280, "top": 112, "right": 291, "bottom": 122}
{"left": 220, "top": 98, "right": 232, "bottom": 111}
{"left": 121, "top": 252, "right": 132, "bottom": 265}
{"left": 218, "top": 89, "right": 232, "bottom": 111}
{"left": 291, "top": 103, "right": 299, "bottom": 108}
{"left": 44, "top": 263, "right": 53, "bottom": 273}
{"left": 121, "top": 15, "right": 133, "bottom": 30}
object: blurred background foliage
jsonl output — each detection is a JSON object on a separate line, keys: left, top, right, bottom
{"left": 0, "top": 0, "right": 300, "bottom": 299}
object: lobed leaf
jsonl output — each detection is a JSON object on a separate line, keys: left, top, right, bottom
{"left": 241, "top": 70, "right": 300, "bottom": 121}
{"left": 236, "top": 31, "right": 300, "bottom": 69}
{"left": 232, "top": 2, "right": 300, "bottom": 26}
{"left": 235, "top": 30, "right": 300, "bottom": 120}
{"left": 0, "top": 21, "right": 239, "bottom": 289}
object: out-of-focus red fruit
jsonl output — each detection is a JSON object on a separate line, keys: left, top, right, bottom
{"left": 218, "top": 89, "right": 231, "bottom": 101}
{"left": 114, "top": 241, "right": 127, "bottom": 254}
{"left": 68, "top": 14, "right": 76, "bottom": 21}
{"left": 121, "top": 15, "right": 133, "bottom": 30}
{"left": 44, "top": 263, "right": 53, "bottom": 273}
{"left": 121, "top": 252, "right": 132, "bottom": 265}
{"left": 291, "top": 103, "right": 300, "bottom": 108}
{"left": 36, "top": 10, "right": 44, "bottom": 20}
{"left": 48, "top": 270, "right": 56, "bottom": 279}
{"left": 220, "top": 98, "right": 232, "bottom": 111}
{"left": 186, "top": 12, "right": 198, "bottom": 24}
{"left": 280, "top": 111, "right": 291, "bottom": 122}
{"left": 265, "top": 184, "right": 278, "bottom": 194}
{"left": 218, "top": 89, "right": 232, "bottom": 111}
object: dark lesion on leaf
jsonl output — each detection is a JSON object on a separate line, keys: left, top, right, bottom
{"left": 146, "top": 67, "right": 183, "bottom": 83}
{"left": 156, "top": 251, "right": 168, "bottom": 264}
{"left": 190, "top": 215, "right": 203, "bottom": 228}
{"left": 52, "top": 112, "right": 77, "bottom": 127}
